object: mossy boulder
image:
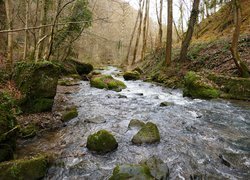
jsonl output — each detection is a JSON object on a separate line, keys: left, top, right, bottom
{"left": 61, "top": 107, "right": 78, "bottom": 122}
{"left": 86, "top": 130, "right": 118, "bottom": 153}
{"left": 58, "top": 77, "right": 80, "bottom": 86}
{"left": 109, "top": 164, "right": 153, "bottom": 180}
{"left": 207, "top": 72, "right": 250, "bottom": 100}
{"left": 123, "top": 71, "right": 140, "bottom": 81}
{"left": 19, "top": 124, "right": 38, "bottom": 139}
{"left": 0, "top": 92, "right": 17, "bottom": 162}
{"left": 128, "top": 119, "right": 145, "bottom": 129}
{"left": 69, "top": 59, "right": 93, "bottom": 75}
{"left": 132, "top": 122, "right": 160, "bottom": 145}
{"left": 90, "top": 75, "right": 126, "bottom": 92}
{"left": 0, "top": 155, "right": 49, "bottom": 180}
{"left": 183, "top": 71, "right": 220, "bottom": 99}
{"left": 12, "top": 61, "right": 59, "bottom": 113}
{"left": 140, "top": 156, "right": 169, "bottom": 180}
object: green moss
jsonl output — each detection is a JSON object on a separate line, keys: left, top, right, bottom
{"left": 19, "top": 124, "right": 37, "bottom": 139}
{"left": 0, "top": 155, "right": 49, "bottom": 180}
{"left": 128, "top": 119, "right": 145, "bottom": 129}
{"left": 90, "top": 75, "right": 126, "bottom": 92}
{"left": 86, "top": 130, "right": 118, "bottom": 153}
{"left": 132, "top": 122, "right": 160, "bottom": 145}
{"left": 61, "top": 107, "right": 78, "bottom": 122}
{"left": 183, "top": 71, "right": 220, "bottom": 99}
{"left": 123, "top": 71, "right": 140, "bottom": 81}
{"left": 109, "top": 164, "right": 153, "bottom": 180}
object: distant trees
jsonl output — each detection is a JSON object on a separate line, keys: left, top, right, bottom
{"left": 0, "top": 0, "right": 92, "bottom": 68}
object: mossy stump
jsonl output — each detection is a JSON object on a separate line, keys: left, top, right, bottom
{"left": 90, "top": 75, "right": 126, "bottom": 92}
{"left": 86, "top": 130, "right": 118, "bottom": 154}
{"left": 0, "top": 155, "right": 49, "bottom": 180}
{"left": 132, "top": 122, "right": 160, "bottom": 145}
{"left": 123, "top": 71, "right": 140, "bottom": 81}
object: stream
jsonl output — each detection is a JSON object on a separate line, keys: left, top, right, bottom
{"left": 20, "top": 67, "right": 250, "bottom": 179}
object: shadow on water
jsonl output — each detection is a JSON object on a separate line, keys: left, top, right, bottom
{"left": 19, "top": 67, "right": 250, "bottom": 179}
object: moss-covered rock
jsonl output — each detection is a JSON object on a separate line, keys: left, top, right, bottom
{"left": 123, "top": 71, "right": 140, "bottom": 81}
{"left": 0, "top": 92, "right": 17, "bottom": 162}
{"left": 207, "top": 72, "right": 250, "bottom": 100}
{"left": 128, "top": 119, "right": 145, "bottom": 129}
{"left": 19, "top": 124, "right": 38, "bottom": 139}
{"left": 0, "top": 155, "right": 49, "bottom": 180}
{"left": 109, "top": 164, "right": 153, "bottom": 180}
{"left": 132, "top": 122, "right": 160, "bottom": 145}
{"left": 12, "top": 61, "right": 59, "bottom": 113}
{"left": 58, "top": 77, "right": 80, "bottom": 86}
{"left": 61, "top": 107, "right": 78, "bottom": 122}
{"left": 70, "top": 59, "right": 93, "bottom": 75}
{"left": 140, "top": 156, "right": 169, "bottom": 180}
{"left": 90, "top": 75, "right": 126, "bottom": 92}
{"left": 86, "top": 130, "right": 118, "bottom": 153}
{"left": 183, "top": 71, "right": 220, "bottom": 99}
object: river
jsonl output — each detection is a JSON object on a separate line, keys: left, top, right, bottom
{"left": 19, "top": 67, "right": 250, "bottom": 179}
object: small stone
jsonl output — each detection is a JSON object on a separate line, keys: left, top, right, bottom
{"left": 61, "top": 107, "right": 78, "bottom": 122}
{"left": 160, "top": 102, "right": 173, "bottom": 107}
{"left": 128, "top": 119, "right": 145, "bottom": 129}
{"left": 85, "top": 117, "right": 106, "bottom": 124}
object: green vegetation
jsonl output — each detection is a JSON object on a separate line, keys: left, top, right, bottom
{"left": 90, "top": 75, "right": 126, "bottom": 92}
{"left": 86, "top": 130, "right": 118, "bottom": 153}
{"left": 0, "top": 155, "right": 49, "bottom": 180}
{"left": 132, "top": 122, "right": 160, "bottom": 145}
{"left": 61, "top": 107, "right": 78, "bottom": 122}
{"left": 19, "top": 124, "right": 38, "bottom": 139}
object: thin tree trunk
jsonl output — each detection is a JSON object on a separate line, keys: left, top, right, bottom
{"left": 156, "top": 0, "right": 163, "bottom": 48}
{"left": 123, "top": 1, "right": 141, "bottom": 67}
{"left": 5, "top": 0, "right": 13, "bottom": 68}
{"left": 23, "top": 0, "right": 30, "bottom": 60}
{"left": 165, "top": 0, "right": 173, "bottom": 66}
{"left": 230, "top": 0, "right": 250, "bottom": 77}
{"left": 179, "top": 0, "right": 200, "bottom": 62}
{"left": 131, "top": 0, "right": 145, "bottom": 65}
{"left": 141, "top": 0, "right": 150, "bottom": 61}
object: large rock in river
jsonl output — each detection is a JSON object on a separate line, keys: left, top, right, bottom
{"left": 87, "top": 130, "right": 118, "bottom": 153}
{"left": 132, "top": 122, "right": 160, "bottom": 144}
{"left": 90, "top": 75, "right": 126, "bottom": 92}
{"left": 13, "top": 61, "right": 59, "bottom": 113}
{"left": 183, "top": 71, "right": 220, "bottom": 99}
{"left": 123, "top": 71, "right": 140, "bottom": 81}
{"left": 0, "top": 155, "right": 49, "bottom": 180}
{"left": 0, "top": 92, "right": 17, "bottom": 162}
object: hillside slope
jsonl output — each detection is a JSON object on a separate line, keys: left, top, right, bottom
{"left": 195, "top": 0, "right": 250, "bottom": 41}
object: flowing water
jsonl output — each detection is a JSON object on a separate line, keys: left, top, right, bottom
{"left": 21, "top": 67, "right": 250, "bottom": 179}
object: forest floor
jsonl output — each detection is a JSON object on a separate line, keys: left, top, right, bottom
{"left": 140, "top": 35, "right": 250, "bottom": 89}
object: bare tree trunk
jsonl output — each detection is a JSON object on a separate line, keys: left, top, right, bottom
{"left": 156, "top": 0, "right": 163, "bottom": 48}
{"left": 123, "top": 1, "right": 141, "bottom": 67}
{"left": 165, "top": 0, "right": 173, "bottom": 66}
{"left": 23, "top": 0, "right": 30, "bottom": 60}
{"left": 230, "top": 0, "right": 250, "bottom": 77}
{"left": 131, "top": 0, "right": 145, "bottom": 65}
{"left": 141, "top": 0, "right": 150, "bottom": 61}
{"left": 5, "top": 0, "right": 13, "bottom": 68}
{"left": 179, "top": 0, "right": 200, "bottom": 62}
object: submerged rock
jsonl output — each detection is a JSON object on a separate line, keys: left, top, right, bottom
{"left": 86, "top": 130, "right": 118, "bottom": 153}
{"left": 132, "top": 122, "right": 160, "bottom": 144}
{"left": 90, "top": 75, "right": 126, "bottom": 92}
{"left": 13, "top": 61, "right": 59, "bottom": 113}
{"left": 128, "top": 119, "right": 145, "bottom": 129}
{"left": 140, "top": 156, "right": 169, "bottom": 180}
{"left": 160, "top": 102, "right": 173, "bottom": 107}
{"left": 109, "top": 164, "right": 153, "bottom": 180}
{"left": 123, "top": 71, "right": 140, "bottom": 81}
{"left": 183, "top": 71, "right": 220, "bottom": 99}
{"left": 85, "top": 116, "right": 106, "bottom": 124}
{"left": 61, "top": 107, "right": 78, "bottom": 122}
{"left": 0, "top": 155, "right": 49, "bottom": 180}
